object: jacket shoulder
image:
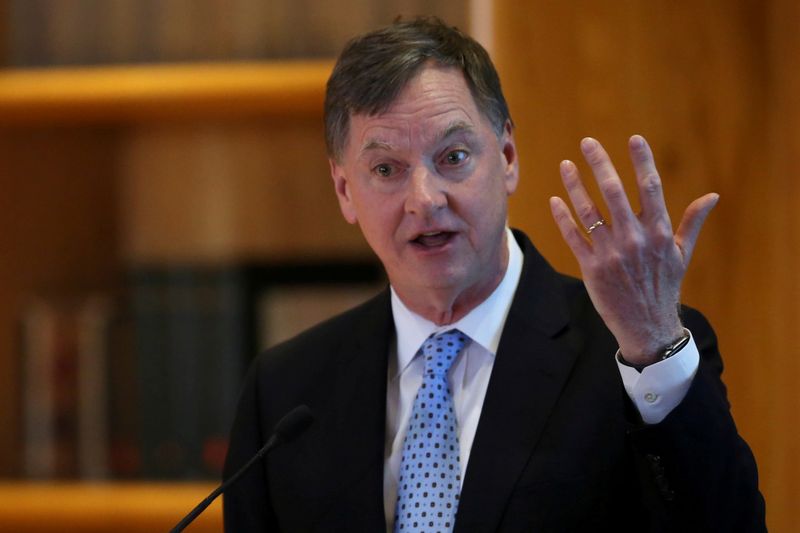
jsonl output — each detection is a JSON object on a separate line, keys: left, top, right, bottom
{"left": 251, "top": 287, "right": 391, "bottom": 378}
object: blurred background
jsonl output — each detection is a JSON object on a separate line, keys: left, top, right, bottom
{"left": 0, "top": 0, "right": 796, "bottom": 531}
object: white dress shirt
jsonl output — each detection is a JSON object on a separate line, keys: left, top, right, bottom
{"left": 382, "top": 228, "right": 700, "bottom": 528}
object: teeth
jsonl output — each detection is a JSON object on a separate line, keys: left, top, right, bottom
{"left": 421, "top": 231, "right": 442, "bottom": 236}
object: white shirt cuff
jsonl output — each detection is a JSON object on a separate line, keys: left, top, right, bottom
{"left": 616, "top": 330, "right": 700, "bottom": 424}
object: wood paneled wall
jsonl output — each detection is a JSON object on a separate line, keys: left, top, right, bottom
{"left": 118, "top": 119, "right": 368, "bottom": 265}
{"left": 494, "top": 1, "right": 797, "bottom": 530}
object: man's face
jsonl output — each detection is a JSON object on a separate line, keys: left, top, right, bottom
{"left": 330, "top": 63, "right": 519, "bottom": 305}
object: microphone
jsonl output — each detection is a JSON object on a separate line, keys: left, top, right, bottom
{"left": 170, "top": 405, "right": 314, "bottom": 532}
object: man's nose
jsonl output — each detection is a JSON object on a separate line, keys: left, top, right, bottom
{"left": 404, "top": 165, "right": 447, "bottom": 215}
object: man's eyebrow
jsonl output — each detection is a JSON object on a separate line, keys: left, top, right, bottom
{"left": 359, "top": 140, "right": 393, "bottom": 154}
{"left": 436, "top": 121, "right": 475, "bottom": 143}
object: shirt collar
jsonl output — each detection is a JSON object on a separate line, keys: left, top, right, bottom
{"left": 390, "top": 227, "right": 524, "bottom": 378}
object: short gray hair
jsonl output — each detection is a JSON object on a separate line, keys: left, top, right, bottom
{"left": 324, "top": 17, "right": 512, "bottom": 162}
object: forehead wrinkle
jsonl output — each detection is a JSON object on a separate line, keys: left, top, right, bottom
{"left": 357, "top": 118, "right": 478, "bottom": 159}
{"left": 360, "top": 139, "right": 393, "bottom": 154}
{"left": 358, "top": 119, "right": 475, "bottom": 158}
{"left": 355, "top": 120, "right": 408, "bottom": 157}
{"left": 436, "top": 120, "right": 475, "bottom": 144}
{"left": 350, "top": 85, "right": 481, "bottom": 158}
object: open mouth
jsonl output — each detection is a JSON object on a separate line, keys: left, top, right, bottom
{"left": 411, "top": 231, "right": 455, "bottom": 248}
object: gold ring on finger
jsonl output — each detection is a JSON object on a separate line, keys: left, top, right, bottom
{"left": 586, "top": 218, "right": 606, "bottom": 235}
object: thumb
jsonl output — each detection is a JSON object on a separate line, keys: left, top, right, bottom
{"left": 675, "top": 192, "right": 720, "bottom": 265}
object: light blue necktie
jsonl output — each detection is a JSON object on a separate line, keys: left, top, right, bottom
{"left": 394, "top": 329, "right": 467, "bottom": 532}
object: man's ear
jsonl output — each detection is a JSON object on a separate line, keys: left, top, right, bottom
{"left": 500, "top": 120, "right": 520, "bottom": 196}
{"left": 329, "top": 159, "right": 358, "bottom": 224}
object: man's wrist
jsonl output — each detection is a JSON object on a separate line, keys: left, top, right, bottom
{"left": 618, "top": 328, "right": 691, "bottom": 371}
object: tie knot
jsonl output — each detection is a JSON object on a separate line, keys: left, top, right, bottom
{"left": 422, "top": 329, "right": 467, "bottom": 377}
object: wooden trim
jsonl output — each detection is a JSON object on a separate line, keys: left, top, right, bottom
{"left": 0, "top": 61, "right": 333, "bottom": 124}
{"left": 0, "top": 482, "right": 221, "bottom": 532}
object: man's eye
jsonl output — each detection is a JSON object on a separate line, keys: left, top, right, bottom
{"left": 444, "top": 150, "right": 468, "bottom": 165}
{"left": 373, "top": 164, "right": 394, "bottom": 177}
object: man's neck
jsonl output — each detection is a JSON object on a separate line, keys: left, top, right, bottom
{"left": 392, "top": 231, "right": 513, "bottom": 326}
{"left": 389, "top": 228, "right": 525, "bottom": 368}
{"left": 396, "top": 273, "right": 505, "bottom": 325}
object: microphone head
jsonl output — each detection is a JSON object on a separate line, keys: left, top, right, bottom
{"left": 273, "top": 405, "right": 314, "bottom": 442}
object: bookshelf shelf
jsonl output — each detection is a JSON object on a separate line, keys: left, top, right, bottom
{"left": 0, "top": 60, "right": 333, "bottom": 124}
{"left": 0, "top": 482, "right": 221, "bottom": 532}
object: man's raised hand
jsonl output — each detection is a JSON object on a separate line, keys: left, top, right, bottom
{"left": 548, "top": 135, "right": 719, "bottom": 366}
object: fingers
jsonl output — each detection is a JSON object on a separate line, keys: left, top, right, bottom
{"left": 559, "top": 135, "right": 716, "bottom": 267}
{"left": 675, "top": 193, "right": 720, "bottom": 265}
{"left": 549, "top": 196, "right": 592, "bottom": 261}
{"left": 580, "top": 137, "right": 636, "bottom": 229}
{"left": 558, "top": 159, "right": 608, "bottom": 239}
{"left": 628, "top": 135, "right": 672, "bottom": 229}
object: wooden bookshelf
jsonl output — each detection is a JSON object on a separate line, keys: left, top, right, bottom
{"left": 0, "top": 4, "right": 458, "bottom": 525}
{"left": 0, "top": 482, "right": 221, "bottom": 532}
{"left": 0, "top": 57, "right": 363, "bottom": 478}
{"left": 0, "top": 60, "right": 333, "bottom": 124}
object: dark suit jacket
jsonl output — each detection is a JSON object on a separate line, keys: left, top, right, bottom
{"left": 223, "top": 230, "right": 765, "bottom": 532}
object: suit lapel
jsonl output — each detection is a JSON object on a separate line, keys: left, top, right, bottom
{"left": 455, "top": 231, "right": 584, "bottom": 531}
{"left": 323, "top": 288, "right": 393, "bottom": 529}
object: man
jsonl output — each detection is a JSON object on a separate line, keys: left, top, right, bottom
{"left": 224, "top": 17, "right": 765, "bottom": 532}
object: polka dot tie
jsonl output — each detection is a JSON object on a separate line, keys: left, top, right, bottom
{"left": 394, "top": 329, "right": 467, "bottom": 532}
